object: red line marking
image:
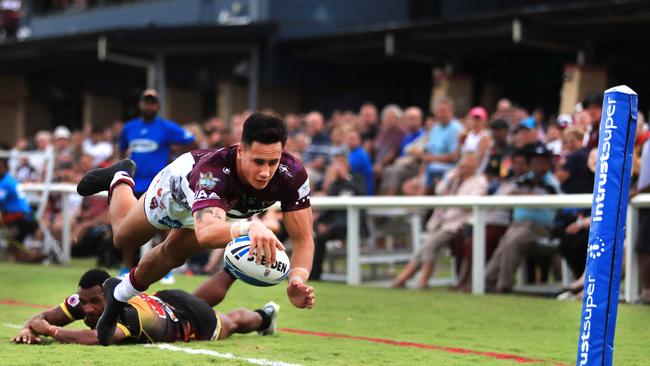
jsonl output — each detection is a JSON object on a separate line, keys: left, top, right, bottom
{"left": 278, "top": 328, "right": 569, "bottom": 366}
{"left": 0, "top": 299, "right": 50, "bottom": 309}
{"left": 0, "top": 298, "right": 568, "bottom": 365}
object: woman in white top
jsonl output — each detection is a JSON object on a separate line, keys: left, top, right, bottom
{"left": 457, "top": 106, "right": 492, "bottom": 173}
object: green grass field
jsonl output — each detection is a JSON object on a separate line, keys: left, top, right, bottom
{"left": 1, "top": 261, "right": 648, "bottom": 366}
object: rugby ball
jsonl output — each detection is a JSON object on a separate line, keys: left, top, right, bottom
{"left": 224, "top": 236, "right": 290, "bottom": 287}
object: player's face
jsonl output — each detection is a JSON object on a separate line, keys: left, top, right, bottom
{"left": 139, "top": 100, "right": 159, "bottom": 120}
{"left": 78, "top": 285, "right": 106, "bottom": 328}
{"left": 238, "top": 141, "right": 283, "bottom": 190}
{"left": 531, "top": 156, "right": 550, "bottom": 177}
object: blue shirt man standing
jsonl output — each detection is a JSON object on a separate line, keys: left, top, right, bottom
{"left": 120, "top": 89, "right": 196, "bottom": 195}
{"left": 118, "top": 89, "right": 196, "bottom": 281}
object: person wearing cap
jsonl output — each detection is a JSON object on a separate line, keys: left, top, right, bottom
{"left": 512, "top": 117, "right": 542, "bottom": 150}
{"left": 53, "top": 126, "right": 74, "bottom": 170}
{"left": 483, "top": 118, "right": 512, "bottom": 192}
{"left": 118, "top": 89, "right": 196, "bottom": 281}
{"left": 485, "top": 145, "right": 562, "bottom": 293}
{"left": 458, "top": 106, "right": 491, "bottom": 168}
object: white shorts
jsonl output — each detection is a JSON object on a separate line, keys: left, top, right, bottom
{"left": 143, "top": 153, "right": 197, "bottom": 230}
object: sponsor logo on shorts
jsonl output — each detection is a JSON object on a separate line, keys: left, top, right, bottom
{"left": 150, "top": 197, "right": 158, "bottom": 209}
{"left": 198, "top": 172, "right": 219, "bottom": 190}
{"left": 157, "top": 188, "right": 163, "bottom": 197}
{"left": 158, "top": 216, "right": 183, "bottom": 228}
{"left": 67, "top": 294, "right": 80, "bottom": 307}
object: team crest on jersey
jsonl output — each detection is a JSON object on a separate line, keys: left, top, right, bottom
{"left": 67, "top": 294, "right": 80, "bottom": 307}
{"left": 198, "top": 172, "right": 219, "bottom": 190}
{"left": 278, "top": 164, "right": 293, "bottom": 177}
{"left": 150, "top": 197, "right": 158, "bottom": 209}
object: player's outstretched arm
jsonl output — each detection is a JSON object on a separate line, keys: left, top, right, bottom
{"left": 194, "top": 206, "right": 285, "bottom": 265}
{"left": 283, "top": 207, "right": 316, "bottom": 309}
{"left": 10, "top": 305, "right": 74, "bottom": 344}
{"left": 28, "top": 318, "right": 128, "bottom": 345}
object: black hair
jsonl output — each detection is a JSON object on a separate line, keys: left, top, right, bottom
{"left": 78, "top": 269, "right": 110, "bottom": 289}
{"left": 582, "top": 93, "right": 603, "bottom": 108}
{"left": 511, "top": 148, "right": 529, "bottom": 161}
{"left": 241, "top": 112, "right": 288, "bottom": 147}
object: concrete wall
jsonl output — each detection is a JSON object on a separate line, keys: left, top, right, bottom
{"left": 83, "top": 93, "right": 123, "bottom": 128}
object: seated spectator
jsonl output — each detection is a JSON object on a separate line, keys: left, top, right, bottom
{"left": 485, "top": 145, "right": 562, "bottom": 293}
{"left": 346, "top": 129, "right": 374, "bottom": 195}
{"left": 483, "top": 119, "right": 512, "bottom": 193}
{"left": 311, "top": 152, "right": 367, "bottom": 280}
{"left": 378, "top": 106, "right": 424, "bottom": 195}
{"left": 454, "top": 149, "right": 530, "bottom": 291}
{"left": 0, "top": 154, "right": 43, "bottom": 262}
{"left": 371, "top": 104, "right": 405, "bottom": 181}
{"left": 512, "top": 117, "right": 543, "bottom": 150}
{"left": 28, "top": 130, "right": 53, "bottom": 180}
{"left": 392, "top": 153, "right": 487, "bottom": 289}
{"left": 301, "top": 111, "right": 331, "bottom": 189}
{"left": 358, "top": 102, "right": 379, "bottom": 152}
{"left": 458, "top": 106, "right": 491, "bottom": 165}
{"left": 53, "top": 126, "right": 74, "bottom": 169}
{"left": 545, "top": 120, "right": 564, "bottom": 157}
{"left": 555, "top": 127, "right": 593, "bottom": 194}
{"left": 83, "top": 126, "right": 113, "bottom": 167}
{"left": 14, "top": 156, "right": 39, "bottom": 183}
{"left": 421, "top": 97, "right": 463, "bottom": 191}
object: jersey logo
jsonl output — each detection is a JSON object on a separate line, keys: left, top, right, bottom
{"left": 198, "top": 172, "right": 219, "bottom": 190}
{"left": 67, "top": 294, "right": 80, "bottom": 308}
{"left": 298, "top": 178, "right": 311, "bottom": 200}
{"left": 222, "top": 167, "right": 231, "bottom": 175}
{"left": 278, "top": 164, "right": 293, "bottom": 177}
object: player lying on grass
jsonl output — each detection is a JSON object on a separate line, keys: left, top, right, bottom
{"left": 10, "top": 269, "right": 279, "bottom": 345}
{"left": 76, "top": 112, "right": 315, "bottom": 345}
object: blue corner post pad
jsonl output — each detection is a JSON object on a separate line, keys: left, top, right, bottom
{"left": 576, "top": 85, "right": 637, "bottom": 366}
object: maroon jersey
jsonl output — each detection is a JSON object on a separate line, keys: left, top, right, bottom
{"left": 188, "top": 145, "right": 311, "bottom": 219}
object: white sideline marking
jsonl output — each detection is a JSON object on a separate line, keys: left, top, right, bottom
{"left": 143, "top": 343, "right": 303, "bottom": 366}
{"left": 3, "top": 323, "right": 22, "bottom": 329}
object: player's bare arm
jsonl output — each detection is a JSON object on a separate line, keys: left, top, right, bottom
{"left": 193, "top": 206, "right": 285, "bottom": 266}
{"left": 28, "top": 318, "right": 127, "bottom": 345}
{"left": 283, "top": 207, "right": 316, "bottom": 309}
{"left": 10, "top": 305, "right": 73, "bottom": 344}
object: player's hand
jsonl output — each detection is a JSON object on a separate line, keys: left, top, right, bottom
{"left": 248, "top": 221, "right": 285, "bottom": 267}
{"left": 287, "top": 278, "right": 315, "bottom": 309}
{"left": 29, "top": 319, "right": 55, "bottom": 337}
{"left": 10, "top": 328, "right": 42, "bottom": 344}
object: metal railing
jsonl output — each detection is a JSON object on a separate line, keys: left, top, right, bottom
{"left": 19, "top": 183, "right": 650, "bottom": 302}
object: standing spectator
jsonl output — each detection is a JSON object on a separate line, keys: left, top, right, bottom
{"left": 485, "top": 146, "right": 561, "bottom": 293}
{"left": 301, "top": 111, "right": 331, "bottom": 189}
{"left": 392, "top": 153, "right": 487, "bottom": 289}
{"left": 118, "top": 89, "right": 196, "bottom": 281}
{"left": 346, "top": 129, "right": 374, "bottom": 195}
{"left": 358, "top": 102, "right": 379, "bottom": 152}
{"left": 421, "top": 97, "right": 463, "bottom": 191}
{"left": 83, "top": 126, "right": 114, "bottom": 167}
{"left": 378, "top": 106, "right": 424, "bottom": 195}
{"left": 371, "top": 104, "right": 405, "bottom": 185}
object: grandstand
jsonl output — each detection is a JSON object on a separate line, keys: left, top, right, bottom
{"left": 1, "top": 1, "right": 650, "bottom": 365}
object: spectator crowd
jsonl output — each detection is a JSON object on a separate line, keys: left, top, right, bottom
{"left": 2, "top": 91, "right": 650, "bottom": 304}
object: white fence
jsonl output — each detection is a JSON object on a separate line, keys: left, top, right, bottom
{"left": 20, "top": 183, "right": 650, "bottom": 302}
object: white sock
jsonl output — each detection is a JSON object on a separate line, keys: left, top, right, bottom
{"left": 110, "top": 171, "right": 134, "bottom": 191}
{"left": 113, "top": 273, "right": 142, "bottom": 303}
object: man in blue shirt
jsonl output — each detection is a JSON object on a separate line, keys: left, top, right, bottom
{"left": 118, "top": 89, "right": 196, "bottom": 280}
{"left": 346, "top": 129, "right": 374, "bottom": 195}
{"left": 120, "top": 89, "right": 196, "bottom": 195}
{"left": 485, "top": 145, "right": 562, "bottom": 293}
{"left": 0, "top": 155, "right": 40, "bottom": 261}
{"left": 422, "top": 98, "right": 463, "bottom": 192}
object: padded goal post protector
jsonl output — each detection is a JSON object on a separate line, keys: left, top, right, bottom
{"left": 576, "top": 86, "right": 637, "bottom": 366}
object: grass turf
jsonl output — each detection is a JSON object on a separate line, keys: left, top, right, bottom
{"left": 0, "top": 261, "right": 648, "bottom": 365}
